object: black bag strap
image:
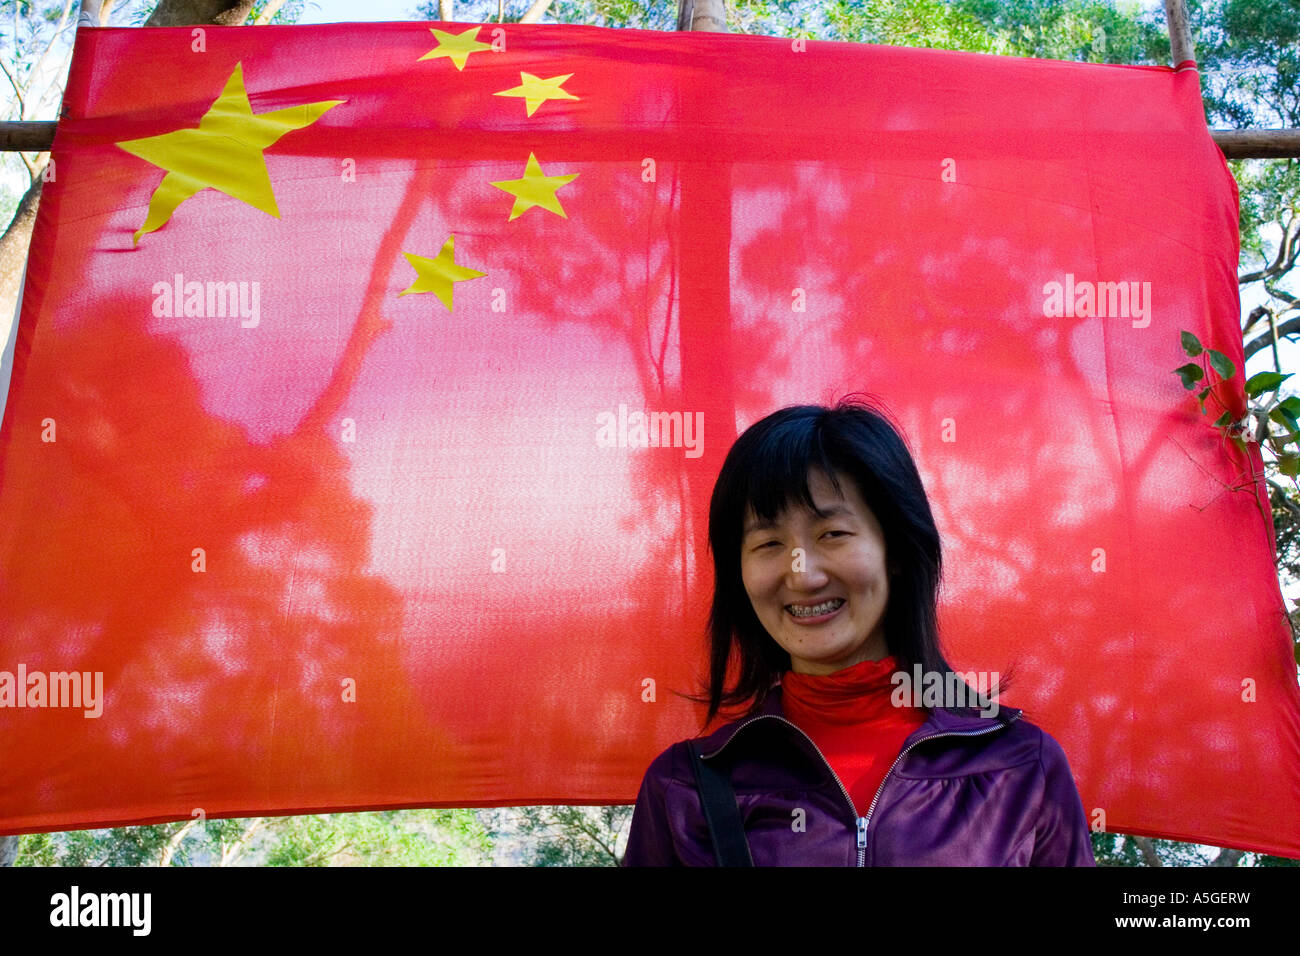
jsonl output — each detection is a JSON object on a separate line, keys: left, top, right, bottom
{"left": 688, "top": 740, "right": 754, "bottom": 867}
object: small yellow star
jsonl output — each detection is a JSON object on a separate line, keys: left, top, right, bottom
{"left": 399, "top": 235, "right": 486, "bottom": 312}
{"left": 489, "top": 153, "right": 579, "bottom": 221}
{"left": 115, "top": 62, "right": 342, "bottom": 244}
{"left": 418, "top": 26, "right": 492, "bottom": 71}
{"left": 493, "top": 72, "right": 579, "bottom": 117}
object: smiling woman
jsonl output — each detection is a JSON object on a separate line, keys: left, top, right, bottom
{"left": 622, "top": 397, "right": 1095, "bottom": 867}
{"left": 740, "top": 468, "right": 891, "bottom": 676}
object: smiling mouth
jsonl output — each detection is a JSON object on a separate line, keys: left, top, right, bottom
{"left": 785, "top": 598, "right": 845, "bottom": 618}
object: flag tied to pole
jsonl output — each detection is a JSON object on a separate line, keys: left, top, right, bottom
{"left": 1, "top": 21, "right": 1298, "bottom": 858}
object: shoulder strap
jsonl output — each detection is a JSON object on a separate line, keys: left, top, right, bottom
{"left": 688, "top": 739, "right": 754, "bottom": 867}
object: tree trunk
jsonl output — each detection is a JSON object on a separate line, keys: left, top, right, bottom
{"left": 677, "top": 0, "right": 726, "bottom": 32}
{"left": 0, "top": 174, "right": 44, "bottom": 313}
{"left": 1133, "top": 836, "right": 1164, "bottom": 866}
{"left": 146, "top": 0, "right": 255, "bottom": 27}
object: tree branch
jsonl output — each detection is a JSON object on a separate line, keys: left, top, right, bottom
{"left": 1245, "top": 313, "right": 1300, "bottom": 362}
{"left": 520, "top": 0, "right": 555, "bottom": 23}
{"left": 1263, "top": 278, "right": 1299, "bottom": 307}
{"left": 1133, "top": 835, "right": 1164, "bottom": 866}
{"left": 220, "top": 817, "right": 266, "bottom": 866}
{"left": 1266, "top": 475, "right": 1300, "bottom": 519}
{"left": 1239, "top": 212, "right": 1298, "bottom": 283}
{"left": 158, "top": 817, "right": 202, "bottom": 867}
{"left": 25, "top": 0, "right": 78, "bottom": 107}
{"left": 254, "top": 0, "right": 288, "bottom": 25}
{"left": 0, "top": 57, "right": 27, "bottom": 116}
{"left": 1210, "top": 847, "right": 1245, "bottom": 866}
{"left": 1242, "top": 303, "right": 1271, "bottom": 339}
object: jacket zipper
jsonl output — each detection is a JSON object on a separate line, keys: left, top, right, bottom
{"left": 702, "top": 715, "right": 865, "bottom": 863}
{"left": 859, "top": 712, "right": 1023, "bottom": 865}
{"left": 704, "top": 710, "right": 1022, "bottom": 866}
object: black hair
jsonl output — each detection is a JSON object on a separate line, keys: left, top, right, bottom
{"left": 696, "top": 395, "right": 1010, "bottom": 726}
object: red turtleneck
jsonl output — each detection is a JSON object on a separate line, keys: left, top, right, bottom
{"left": 779, "top": 655, "right": 927, "bottom": 817}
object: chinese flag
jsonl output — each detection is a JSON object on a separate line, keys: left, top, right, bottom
{"left": 1, "top": 21, "right": 1298, "bottom": 858}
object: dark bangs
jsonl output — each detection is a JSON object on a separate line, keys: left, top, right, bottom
{"left": 732, "top": 418, "right": 853, "bottom": 539}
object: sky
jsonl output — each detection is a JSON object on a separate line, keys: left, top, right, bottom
{"left": 298, "top": 0, "right": 427, "bottom": 22}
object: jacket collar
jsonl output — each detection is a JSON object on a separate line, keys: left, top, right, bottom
{"left": 698, "top": 683, "right": 1022, "bottom": 759}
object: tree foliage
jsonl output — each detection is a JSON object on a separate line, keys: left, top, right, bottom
{"left": 13, "top": 809, "right": 492, "bottom": 865}
{"left": 502, "top": 805, "right": 632, "bottom": 866}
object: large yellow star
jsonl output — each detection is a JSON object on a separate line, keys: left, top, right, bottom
{"left": 493, "top": 72, "right": 579, "bottom": 117}
{"left": 115, "top": 62, "right": 342, "bottom": 245}
{"left": 399, "top": 236, "right": 486, "bottom": 312}
{"left": 418, "top": 26, "right": 493, "bottom": 71}
{"left": 489, "top": 153, "right": 579, "bottom": 221}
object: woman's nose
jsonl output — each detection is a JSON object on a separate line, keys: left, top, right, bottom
{"left": 785, "top": 542, "right": 830, "bottom": 587}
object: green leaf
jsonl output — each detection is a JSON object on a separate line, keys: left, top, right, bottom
{"left": 1279, "top": 396, "right": 1300, "bottom": 417}
{"left": 1175, "top": 363, "right": 1204, "bottom": 389}
{"left": 1279, "top": 454, "right": 1300, "bottom": 478}
{"left": 1273, "top": 408, "right": 1300, "bottom": 437}
{"left": 1245, "top": 371, "right": 1291, "bottom": 396}
{"left": 1231, "top": 435, "right": 1249, "bottom": 455}
{"left": 1206, "top": 349, "right": 1236, "bottom": 380}
{"left": 1212, "top": 410, "right": 1233, "bottom": 428}
{"left": 1180, "top": 330, "right": 1203, "bottom": 357}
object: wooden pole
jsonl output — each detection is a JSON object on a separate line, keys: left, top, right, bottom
{"left": 1164, "top": 0, "right": 1196, "bottom": 69}
{"left": 1, "top": 1, "right": 1297, "bottom": 159}
{"left": 677, "top": 0, "right": 726, "bottom": 33}
{"left": 78, "top": 0, "right": 104, "bottom": 27}
{"left": 1212, "top": 130, "right": 1300, "bottom": 160}
{"left": 5, "top": 122, "right": 1297, "bottom": 160}
{"left": 0, "top": 122, "right": 58, "bottom": 152}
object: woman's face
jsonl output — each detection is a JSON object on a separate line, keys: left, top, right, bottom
{"left": 740, "top": 468, "right": 890, "bottom": 675}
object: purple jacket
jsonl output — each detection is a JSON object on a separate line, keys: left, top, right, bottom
{"left": 622, "top": 685, "right": 1095, "bottom": 866}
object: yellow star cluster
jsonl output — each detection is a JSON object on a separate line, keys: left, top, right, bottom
{"left": 114, "top": 25, "right": 583, "bottom": 314}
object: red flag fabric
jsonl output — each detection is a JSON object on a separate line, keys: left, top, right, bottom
{"left": 1, "top": 21, "right": 1298, "bottom": 858}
